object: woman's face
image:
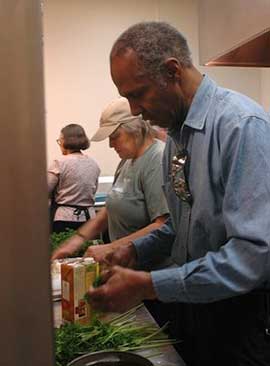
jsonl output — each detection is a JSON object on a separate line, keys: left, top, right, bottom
{"left": 109, "top": 127, "right": 138, "bottom": 159}
{"left": 57, "top": 133, "right": 67, "bottom": 155}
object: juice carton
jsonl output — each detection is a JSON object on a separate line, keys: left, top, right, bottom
{"left": 61, "top": 258, "right": 97, "bottom": 324}
{"left": 84, "top": 258, "right": 98, "bottom": 321}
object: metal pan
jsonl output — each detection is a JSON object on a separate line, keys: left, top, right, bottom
{"left": 67, "top": 350, "right": 154, "bottom": 366}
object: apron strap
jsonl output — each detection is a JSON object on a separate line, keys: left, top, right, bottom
{"left": 57, "top": 203, "right": 91, "bottom": 221}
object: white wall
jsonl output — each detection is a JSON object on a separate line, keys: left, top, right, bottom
{"left": 261, "top": 69, "right": 270, "bottom": 112}
{"left": 43, "top": 0, "right": 267, "bottom": 176}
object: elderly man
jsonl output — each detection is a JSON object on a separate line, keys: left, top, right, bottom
{"left": 88, "top": 22, "right": 270, "bottom": 366}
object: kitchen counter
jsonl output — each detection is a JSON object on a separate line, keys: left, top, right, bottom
{"left": 53, "top": 301, "right": 186, "bottom": 366}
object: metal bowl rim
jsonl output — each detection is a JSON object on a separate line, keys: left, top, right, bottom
{"left": 67, "top": 350, "right": 154, "bottom": 366}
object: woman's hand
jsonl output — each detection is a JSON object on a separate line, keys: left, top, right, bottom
{"left": 51, "top": 234, "right": 84, "bottom": 260}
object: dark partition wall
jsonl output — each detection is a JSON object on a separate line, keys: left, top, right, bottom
{"left": 0, "top": 1, "right": 54, "bottom": 365}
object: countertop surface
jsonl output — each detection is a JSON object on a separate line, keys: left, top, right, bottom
{"left": 53, "top": 301, "right": 186, "bottom": 366}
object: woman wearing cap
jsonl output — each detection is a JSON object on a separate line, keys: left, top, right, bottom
{"left": 51, "top": 98, "right": 169, "bottom": 261}
{"left": 48, "top": 123, "right": 100, "bottom": 233}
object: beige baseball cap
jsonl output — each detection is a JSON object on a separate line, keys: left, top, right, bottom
{"left": 91, "top": 97, "right": 141, "bottom": 142}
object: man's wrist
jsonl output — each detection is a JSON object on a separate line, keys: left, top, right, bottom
{"left": 127, "top": 241, "right": 139, "bottom": 268}
{"left": 140, "top": 271, "right": 156, "bottom": 300}
{"left": 127, "top": 241, "right": 137, "bottom": 256}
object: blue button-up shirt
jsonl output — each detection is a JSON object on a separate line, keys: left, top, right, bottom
{"left": 134, "top": 75, "right": 270, "bottom": 303}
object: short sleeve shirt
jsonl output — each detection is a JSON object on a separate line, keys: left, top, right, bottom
{"left": 106, "top": 139, "right": 169, "bottom": 241}
{"left": 48, "top": 154, "right": 100, "bottom": 222}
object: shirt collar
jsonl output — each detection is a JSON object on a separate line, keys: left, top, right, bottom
{"left": 168, "top": 74, "right": 217, "bottom": 140}
{"left": 184, "top": 74, "right": 217, "bottom": 130}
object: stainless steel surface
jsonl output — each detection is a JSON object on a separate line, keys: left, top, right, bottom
{"left": 199, "top": 0, "right": 270, "bottom": 67}
{"left": 54, "top": 302, "right": 186, "bottom": 366}
{"left": 0, "top": 1, "right": 54, "bottom": 365}
{"left": 67, "top": 351, "right": 153, "bottom": 366}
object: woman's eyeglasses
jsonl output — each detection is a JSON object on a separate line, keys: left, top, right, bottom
{"left": 56, "top": 138, "right": 61, "bottom": 146}
{"left": 171, "top": 149, "right": 192, "bottom": 205}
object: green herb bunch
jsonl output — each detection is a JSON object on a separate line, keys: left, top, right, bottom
{"left": 50, "top": 228, "right": 103, "bottom": 257}
{"left": 54, "top": 305, "right": 177, "bottom": 366}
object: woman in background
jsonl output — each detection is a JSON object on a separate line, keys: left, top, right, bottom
{"left": 52, "top": 98, "right": 169, "bottom": 259}
{"left": 48, "top": 123, "right": 100, "bottom": 233}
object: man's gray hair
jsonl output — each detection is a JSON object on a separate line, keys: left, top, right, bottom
{"left": 110, "top": 21, "right": 192, "bottom": 83}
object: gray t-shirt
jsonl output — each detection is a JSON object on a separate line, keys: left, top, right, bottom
{"left": 106, "top": 139, "right": 169, "bottom": 241}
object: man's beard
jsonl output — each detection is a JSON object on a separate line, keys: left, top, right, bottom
{"left": 171, "top": 104, "right": 188, "bottom": 130}
{"left": 149, "top": 119, "right": 168, "bottom": 128}
{"left": 149, "top": 103, "right": 188, "bottom": 130}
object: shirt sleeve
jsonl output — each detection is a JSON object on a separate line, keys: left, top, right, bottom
{"left": 141, "top": 149, "right": 169, "bottom": 221}
{"left": 133, "top": 217, "right": 176, "bottom": 268}
{"left": 151, "top": 116, "right": 270, "bottom": 303}
{"left": 47, "top": 160, "right": 60, "bottom": 196}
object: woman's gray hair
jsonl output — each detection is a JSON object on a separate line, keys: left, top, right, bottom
{"left": 110, "top": 21, "right": 192, "bottom": 85}
{"left": 120, "top": 118, "right": 155, "bottom": 147}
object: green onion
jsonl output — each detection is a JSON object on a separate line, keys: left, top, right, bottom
{"left": 50, "top": 228, "right": 103, "bottom": 257}
{"left": 54, "top": 304, "right": 179, "bottom": 366}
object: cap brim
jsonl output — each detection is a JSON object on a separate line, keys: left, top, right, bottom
{"left": 90, "top": 124, "right": 120, "bottom": 142}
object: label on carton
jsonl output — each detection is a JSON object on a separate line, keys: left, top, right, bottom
{"left": 62, "top": 280, "right": 70, "bottom": 301}
{"left": 61, "top": 258, "right": 97, "bottom": 324}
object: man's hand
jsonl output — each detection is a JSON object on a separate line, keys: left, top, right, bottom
{"left": 103, "top": 242, "right": 137, "bottom": 268}
{"left": 83, "top": 243, "right": 114, "bottom": 262}
{"left": 51, "top": 234, "right": 84, "bottom": 260}
{"left": 87, "top": 265, "right": 156, "bottom": 313}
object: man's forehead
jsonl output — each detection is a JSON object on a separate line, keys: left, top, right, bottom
{"left": 111, "top": 52, "right": 147, "bottom": 95}
{"left": 111, "top": 47, "right": 138, "bottom": 64}
{"left": 111, "top": 50, "right": 145, "bottom": 78}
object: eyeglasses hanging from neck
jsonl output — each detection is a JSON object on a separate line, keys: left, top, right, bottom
{"left": 171, "top": 125, "right": 192, "bottom": 205}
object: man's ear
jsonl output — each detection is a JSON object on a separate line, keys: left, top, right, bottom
{"left": 161, "top": 58, "right": 182, "bottom": 81}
